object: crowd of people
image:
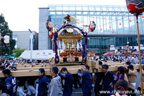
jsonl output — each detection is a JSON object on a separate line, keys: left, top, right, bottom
{"left": 0, "top": 64, "right": 91, "bottom": 96}
{"left": 94, "top": 55, "right": 144, "bottom": 64}
{"left": 0, "top": 56, "right": 144, "bottom": 96}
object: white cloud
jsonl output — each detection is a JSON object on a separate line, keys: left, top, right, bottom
{"left": 0, "top": 0, "right": 126, "bottom": 32}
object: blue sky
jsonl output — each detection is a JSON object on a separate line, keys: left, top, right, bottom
{"left": 0, "top": 0, "right": 126, "bottom": 32}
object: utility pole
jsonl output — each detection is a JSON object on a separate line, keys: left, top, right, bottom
{"left": 28, "top": 29, "right": 33, "bottom": 63}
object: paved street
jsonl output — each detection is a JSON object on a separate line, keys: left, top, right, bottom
{"left": 72, "top": 88, "right": 95, "bottom": 96}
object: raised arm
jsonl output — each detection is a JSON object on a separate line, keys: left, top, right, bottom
{"left": 58, "top": 73, "right": 66, "bottom": 78}
{"left": 78, "top": 67, "right": 83, "bottom": 77}
{"left": 78, "top": 69, "right": 83, "bottom": 77}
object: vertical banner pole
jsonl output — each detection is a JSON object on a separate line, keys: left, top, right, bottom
{"left": 136, "top": 15, "right": 143, "bottom": 95}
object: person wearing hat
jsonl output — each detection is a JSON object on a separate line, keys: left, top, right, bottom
{"left": 95, "top": 64, "right": 118, "bottom": 96}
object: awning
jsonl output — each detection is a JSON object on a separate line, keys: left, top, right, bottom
{"left": 20, "top": 50, "right": 61, "bottom": 60}
{"left": 132, "top": 51, "right": 138, "bottom": 55}
{"left": 103, "top": 52, "right": 112, "bottom": 56}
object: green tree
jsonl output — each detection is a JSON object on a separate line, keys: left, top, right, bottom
{"left": 13, "top": 47, "right": 25, "bottom": 57}
{"left": 0, "top": 14, "right": 16, "bottom": 55}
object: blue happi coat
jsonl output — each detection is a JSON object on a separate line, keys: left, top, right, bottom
{"left": 38, "top": 76, "right": 49, "bottom": 96}
{"left": 4, "top": 76, "right": 16, "bottom": 96}
{"left": 95, "top": 71, "right": 118, "bottom": 96}
{"left": 78, "top": 70, "right": 92, "bottom": 95}
{"left": 59, "top": 72, "right": 73, "bottom": 96}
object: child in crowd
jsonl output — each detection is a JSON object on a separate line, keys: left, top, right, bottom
{"left": 115, "top": 80, "right": 128, "bottom": 96}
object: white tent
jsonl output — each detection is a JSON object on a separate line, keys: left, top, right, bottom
{"left": 20, "top": 50, "right": 57, "bottom": 60}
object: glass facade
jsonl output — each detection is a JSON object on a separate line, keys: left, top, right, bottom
{"left": 86, "top": 36, "right": 144, "bottom": 53}
{"left": 47, "top": 5, "right": 144, "bottom": 53}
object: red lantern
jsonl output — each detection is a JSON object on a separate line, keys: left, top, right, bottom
{"left": 46, "top": 21, "right": 52, "bottom": 31}
{"left": 49, "top": 31, "right": 53, "bottom": 37}
{"left": 129, "top": 19, "right": 132, "bottom": 22}
{"left": 126, "top": 0, "right": 144, "bottom": 14}
{"left": 89, "top": 21, "right": 96, "bottom": 32}
{"left": 142, "top": 15, "right": 144, "bottom": 18}
{"left": 5, "top": 45, "right": 8, "bottom": 48}
{"left": 109, "top": 26, "right": 111, "bottom": 28}
{"left": 119, "top": 22, "right": 122, "bottom": 25}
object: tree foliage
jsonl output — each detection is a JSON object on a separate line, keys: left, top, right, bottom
{"left": 0, "top": 14, "right": 16, "bottom": 55}
{"left": 13, "top": 47, "right": 25, "bottom": 57}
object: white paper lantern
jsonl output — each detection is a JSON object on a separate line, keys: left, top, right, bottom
{"left": 4, "top": 35, "right": 10, "bottom": 44}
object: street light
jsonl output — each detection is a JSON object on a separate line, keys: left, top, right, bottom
{"left": 28, "top": 29, "right": 33, "bottom": 63}
{"left": 127, "top": 42, "right": 129, "bottom": 45}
